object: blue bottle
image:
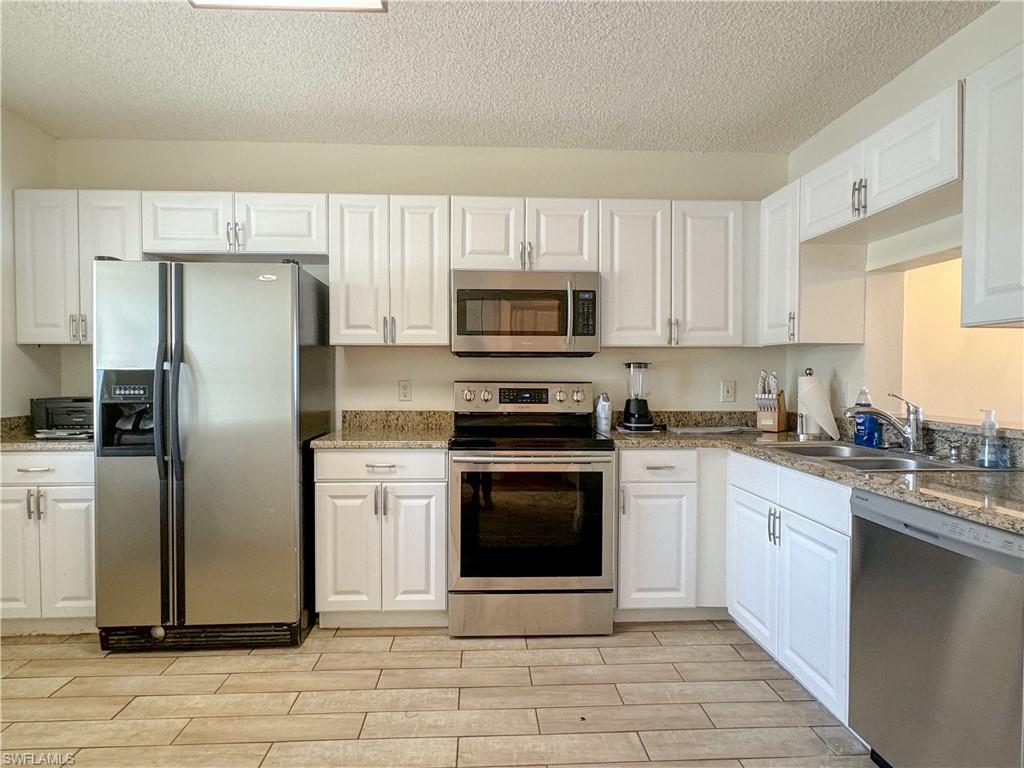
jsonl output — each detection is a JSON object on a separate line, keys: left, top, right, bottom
{"left": 854, "top": 388, "right": 880, "bottom": 448}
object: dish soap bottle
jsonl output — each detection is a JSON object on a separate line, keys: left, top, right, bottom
{"left": 977, "top": 409, "right": 1010, "bottom": 468}
{"left": 854, "top": 388, "right": 880, "bottom": 448}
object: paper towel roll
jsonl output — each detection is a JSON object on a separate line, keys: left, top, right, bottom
{"left": 798, "top": 376, "right": 840, "bottom": 439}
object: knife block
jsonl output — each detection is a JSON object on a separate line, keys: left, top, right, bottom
{"left": 757, "top": 391, "right": 787, "bottom": 433}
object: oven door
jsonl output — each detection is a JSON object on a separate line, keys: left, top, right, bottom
{"left": 449, "top": 452, "right": 615, "bottom": 591}
{"left": 451, "top": 271, "right": 597, "bottom": 356}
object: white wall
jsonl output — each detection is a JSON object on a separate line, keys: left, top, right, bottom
{"left": 0, "top": 109, "right": 62, "bottom": 417}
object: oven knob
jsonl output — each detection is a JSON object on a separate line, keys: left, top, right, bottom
{"left": 572, "top": 389, "right": 585, "bottom": 403}
{"left": 461, "top": 388, "right": 476, "bottom": 402}
{"left": 554, "top": 389, "right": 567, "bottom": 402}
{"left": 480, "top": 389, "right": 493, "bottom": 402}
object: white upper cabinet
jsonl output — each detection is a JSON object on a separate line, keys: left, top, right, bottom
{"left": 328, "top": 194, "right": 390, "bottom": 345}
{"left": 600, "top": 199, "right": 672, "bottom": 346}
{"left": 863, "top": 85, "right": 961, "bottom": 216}
{"left": 315, "top": 483, "right": 382, "bottom": 612}
{"left": 1, "top": 487, "right": 41, "bottom": 619}
{"left": 962, "top": 44, "right": 1024, "bottom": 327}
{"left": 672, "top": 201, "right": 743, "bottom": 346}
{"left": 14, "top": 189, "right": 80, "bottom": 345}
{"left": 799, "top": 144, "right": 865, "bottom": 241}
{"left": 142, "top": 191, "right": 234, "bottom": 253}
{"left": 381, "top": 483, "right": 447, "bottom": 612}
{"left": 525, "top": 198, "right": 599, "bottom": 271}
{"left": 234, "top": 193, "right": 328, "bottom": 254}
{"left": 451, "top": 196, "right": 525, "bottom": 270}
{"left": 618, "top": 482, "right": 698, "bottom": 609}
{"left": 78, "top": 190, "right": 142, "bottom": 345}
{"left": 759, "top": 182, "right": 800, "bottom": 345}
{"left": 37, "top": 485, "right": 96, "bottom": 619}
{"left": 388, "top": 196, "right": 450, "bottom": 345}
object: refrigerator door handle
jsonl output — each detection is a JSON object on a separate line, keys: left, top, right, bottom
{"left": 169, "top": 264, "right": 184, "bottom": 483}
{"left": 154, "top": 340, "right": 168, "bottom": 483}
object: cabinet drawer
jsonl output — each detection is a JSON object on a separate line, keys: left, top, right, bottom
{"left": 0, "top": 453, "right": 94, "bottom": 486}
{"left": 728, "top": 452, "right": 778, "bottom": 501}
{"left": 619, "top": 450, "right": 697, "bottom": 483}
{"left": 315, "top": 450, "right": 446, "bottom": 482}
{"left": 778, "top": 467, "right": 851, "bottom": 536}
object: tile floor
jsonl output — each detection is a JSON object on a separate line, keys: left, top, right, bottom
{"left": 0, "top": 621, "right": 869, "bottom": 767}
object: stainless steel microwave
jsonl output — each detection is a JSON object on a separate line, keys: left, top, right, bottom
{"left": 450, "top": 270, "right": 600, "bottom": 356}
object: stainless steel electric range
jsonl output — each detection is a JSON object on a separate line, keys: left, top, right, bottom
{"left": 447, "top": 381, "right": 615, "bottom": 637}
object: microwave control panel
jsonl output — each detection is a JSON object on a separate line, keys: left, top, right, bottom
{"left": 573, "top": 290, "right": 597, "bottom": 336}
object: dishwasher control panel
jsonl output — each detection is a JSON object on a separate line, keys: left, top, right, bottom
{"left": 941, "top": 517, "right": 1024, "bottom": 555}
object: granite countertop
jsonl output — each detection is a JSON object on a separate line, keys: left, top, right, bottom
{"left": 311, "top": 426, "right": 452, "bottom": 450}
{"left": 612, "top": 430, "right": 1024, "bottom": 536}
{"left": 0, "top": 432, "right": 94, "bottom": 452}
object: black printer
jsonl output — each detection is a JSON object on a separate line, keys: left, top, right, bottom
{"left": 30, "top": 396, "right": 93, "bottom": 440}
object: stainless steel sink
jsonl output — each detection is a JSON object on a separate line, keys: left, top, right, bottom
{"left": 770, "top": 443, "right": 879, "bottom": 458}
{"left": 823, "top": 456, "right": 957, "bottom": 472}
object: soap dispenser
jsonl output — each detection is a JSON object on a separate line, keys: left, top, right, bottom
{"left": 977, "top": 409, "right": 1011, "bottom": 469}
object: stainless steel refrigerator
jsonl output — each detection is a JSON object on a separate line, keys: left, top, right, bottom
{"left": 93, "top": 260, "right": 333, "bottom": 650}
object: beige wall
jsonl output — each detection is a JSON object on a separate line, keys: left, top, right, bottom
{"left": 788, "top": 1, "right": 1023, "bottom": 179}
{"left": 1, "top": 109, "right": 62, "bottom": 417}
{"left": 902, "top": 258, "right": 1024, "bottom": 426}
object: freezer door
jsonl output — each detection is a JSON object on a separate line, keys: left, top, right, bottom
{"left": 176, "top": 263, "right": 301, "bottom": 625}
{"left": 94, "top": 261, "right": 168, "bottom": 628}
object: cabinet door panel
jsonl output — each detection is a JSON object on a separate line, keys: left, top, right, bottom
{"left": 451, "top": 196, "right": 525, "bottom": 270}
{"left": 726, "top": 487, "right": 777, "bottom": 652}
{"left": 328, "top": 195, "right": 389, "bottom": 344}
{"left": 14, "top": 189, "right": 80, "bottom": 344}
{"left": 235, "top": 193, "right": 328, "bottom": 254}
{"left": 962, "top": 44, "right": 1024, "bottom": 327}
{"left": 1, "top": 487, "right": 41, "bottom": 619}
{"left": 525, "top": 198, "right": 599, "bottom": 272}
{"left": 673, "top": 201, "right": 743, "bottom": 345}
{"left": 759, "top": 182, "right": 800, "bottom": 345}
{"left": 381, "top": 483, "right": 446, "bottom": 612}
{"left": 38, "top": 485, "right": 96, "bottom": 618}
{"left": 79, "top": 190, "right": 143, "bottom": 345}
{"left": 315, "top": 483, "right": 381, "bottom": 612}
{"left": 600, "top": 199, "right": 672, "bottom": 346}
{"left": 141, "top": 191, "right": 233, "bottom": 253}
{"left": 618, "top": 483, "right": 698, "bottom": 609}
{"left": 864, "top": 85, "right": 961, "bottom": 215}
{"left": 777, "top": 509, "right": 850, "bottom": 722}
{"left": 799, "top": 144, "right": 864, "bottom": 241}
{"left": 389, "top": 196, "right": 450, "bottom": 345}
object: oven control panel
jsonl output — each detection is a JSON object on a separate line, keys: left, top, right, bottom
{"left": 455, "top": 382, "right": 593, "bottom": 413}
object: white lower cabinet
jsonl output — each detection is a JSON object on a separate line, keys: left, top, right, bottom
{"left": 315, "top": 473, "right": 446, "bottom": 615}
{"left": 727, "top": 453, "right": 851, "bottom": 722}
{"left": 0, "top": 483, "right": 96, "bottom": 620}
{"left": 618, "top": 482, "right": 698, "bottom": 609}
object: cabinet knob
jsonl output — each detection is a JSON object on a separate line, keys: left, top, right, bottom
{"left": 554, "top": 390, "right": 567, "bottom": 403}
{"left": 462, "top": 389, "right": 476, "bottom": 402}
{"left": 480, "top": 389, "right": 493, "bottom": 402}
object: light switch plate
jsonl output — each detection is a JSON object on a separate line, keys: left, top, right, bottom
{"left": 720, "top": 379, "right": 736, "bottom": 403}
{"left": 398, "top": 379, "right": 412, "bottom": 401}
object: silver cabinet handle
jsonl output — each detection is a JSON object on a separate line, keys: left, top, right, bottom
{"left": 673, "top": 319, "right": 680, "bottom": 346}
{"left": 383, "top": 316, "right": 389, "bottom": 344}
{"left": 36, "top": 490, "right": 44, "bottom": 518}
{"left": 774, "top": 507, "right": 781, "bottom": 545}
{"left": 787, "top": 311, "right": 796, "bottom": 342}
{"left": 859, "top": 178, "right": 868, "bottom": 216}
{"left": 620, "top": 487, "right": 626, "bottom": 516}
{"left": 80, "top": 314, "right": 87, "bottom": 343}
{"left": 373, "top": 485, "right": 379, "bottom": 516}
{"left": 851, "top": 180, "right": 859, "bottom": 216}
{"left": 26, "top": 489, "right": 34, "bottom": 520}
{"left": 667, "top": 318, "right": 674, "bottom": 345}
{"left": 382, "top": 490, "right": 388, "bottom": 518}
{"left": 234, "top": 222, "right": 244, "bottom": 250}
{"left": 365, "top": 463, "right": 397, "bottom": 469}
{"left": 645, "top": 465, "right": 676, "bottom": 471}
{"left": 69, "top": 313, "right": 78, "bottom": 343}
{"left": 526, "top": 241, "right": 534, "bottom": 270}
{"left": 519, "top": 241, "right": 526, "bottom": 270}
{"left": 391, "top": 316, "right": 397, "bottom": 345}
{"left": 226, "top": 222, "right": 234, "bottom": 249}
{"left": 17, "top": 467, "right": 53, "bottom": 473}
{"left": 768, "top": 507, "right": 775, "bottom": 544}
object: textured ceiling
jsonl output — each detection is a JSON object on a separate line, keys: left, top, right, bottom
{"left": 1, "top": 0, "right": 992, "bottom": 152}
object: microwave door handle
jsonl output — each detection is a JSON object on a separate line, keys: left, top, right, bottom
{"left": 566, "top": 280, "right": 573, "bottom": 349}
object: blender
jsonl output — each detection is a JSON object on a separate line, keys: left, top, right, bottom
{"left": 621, "top": 362, "right": 655, "bottom": 431}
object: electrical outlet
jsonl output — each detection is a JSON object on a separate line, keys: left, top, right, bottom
{"left": 840, "top": 382, "right": 850, "bottom": 408}
{"left": 398, "top": 379, "right": 412, "bottom": 402}
{"left": 720, "top": 379, "right": 736, "bottom": 403}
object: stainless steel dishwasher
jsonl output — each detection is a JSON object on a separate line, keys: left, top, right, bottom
{"left": 850, "top": 490, "right": 1024, "bottom": 768}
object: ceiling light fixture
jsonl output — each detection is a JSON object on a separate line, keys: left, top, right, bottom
{"left": 189, "top": 0, "right": 385, "bottom": 11}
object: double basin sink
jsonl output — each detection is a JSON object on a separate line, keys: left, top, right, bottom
{"left": 767, "top": 442, "right": 985, "bottom": 473}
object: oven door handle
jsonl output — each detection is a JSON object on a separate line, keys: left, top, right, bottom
{"left": 452, "top": 455, "right": 613, "bottom": 465}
